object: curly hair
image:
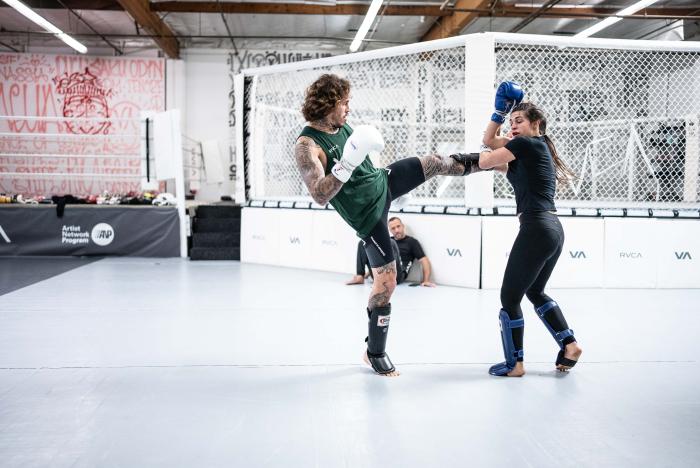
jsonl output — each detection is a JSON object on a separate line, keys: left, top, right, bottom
{"left": 301, "top": 74, "right": 350, "bottom": 122}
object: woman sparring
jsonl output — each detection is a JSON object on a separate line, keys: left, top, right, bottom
{"left": 456, "top": 82, "right": 583, "bottom": 377}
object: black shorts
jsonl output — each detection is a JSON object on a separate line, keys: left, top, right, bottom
{"left": 361, "top": 157, "right": 425, "bottom": 268}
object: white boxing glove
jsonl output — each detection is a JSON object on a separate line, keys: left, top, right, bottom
{"left": 332, "top": 125, "right": 384, "bottom": 183}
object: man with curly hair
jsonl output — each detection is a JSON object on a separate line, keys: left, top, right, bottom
{"left": 294, "top": 74, "right": 491, "bottom": 376}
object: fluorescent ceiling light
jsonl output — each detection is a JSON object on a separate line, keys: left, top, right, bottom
{"left": 2, "top": 0, "right": 87, "bottom": 53}
{"left": 349, "top": 0, "right": 383, "bottom": 52}
{"left": 574, "top": 0, "right": 660, "bottom": 38}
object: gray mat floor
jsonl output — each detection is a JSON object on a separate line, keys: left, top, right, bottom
{"left": 1, "top": 258, "right": 699, "bottom": 468}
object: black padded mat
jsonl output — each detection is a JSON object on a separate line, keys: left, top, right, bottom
{"left": 0, "top": 256, "right": 103, "bottom": 296}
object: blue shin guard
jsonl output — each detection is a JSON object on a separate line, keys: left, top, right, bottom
{"left": 535, "top": 301, "right": 574, "bottom": 350}
{"left": 489, "top": 309, "right": 524, "bottom": 376}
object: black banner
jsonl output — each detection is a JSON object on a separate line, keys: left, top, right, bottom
{"left": 0, "top": 206, "right": 179, "bottom": 257}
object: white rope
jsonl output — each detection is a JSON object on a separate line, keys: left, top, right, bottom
{"left": 0, "top": 132, "right": 141, "bottom": 138}
{"left": 1, "top": 153, "right": 141, "bottom": 160}
{"left": 1, "top": 172, "right": 142, "bottom": 179}
{"left": 0, "top": 115, "right": 140, "bottom": 122}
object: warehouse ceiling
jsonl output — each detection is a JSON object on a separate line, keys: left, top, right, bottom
{"left": 0, "top": 1, "right": 698, "bottom": 58}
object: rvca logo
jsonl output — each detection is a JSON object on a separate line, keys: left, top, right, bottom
{"left": 446, "top": 248, "right": 462, "bottom": 257}
{"left": 569, "top": 251, "right": 586, "bottom": 259}
{"left": 289, "top": 237, "right": 300, "bottom": 244}
{"left": 620, "top": 252, "right": 642, "bottom": 259}
{"left": 675, "top": 251, "right": 692, "bottom": 260}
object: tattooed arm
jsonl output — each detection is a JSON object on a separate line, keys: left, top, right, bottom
{"left": 295, "top": 136, "right": 344, "bottom": 205}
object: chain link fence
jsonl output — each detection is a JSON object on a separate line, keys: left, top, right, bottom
{"left": 242, "top": 35, "right": 700, "bottom": 209}
{"left": 495, "top": 42, "right": 700, "bottom": 208}
{"left": 244, "top": 45, "right": 466, "bottom": 203}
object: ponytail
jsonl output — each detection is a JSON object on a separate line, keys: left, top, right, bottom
{"left": 512, "top": 102, "right": 577, "bottom": 187}
{"left": 543, "top": 134, "right": 577, "bottom": 186}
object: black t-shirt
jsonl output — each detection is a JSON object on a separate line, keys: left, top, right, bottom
{"left": 394, "top": 235, "right": 425, "bottom": 273}
{"left": 504, "top": 136, "right": 557, "bottom": 214}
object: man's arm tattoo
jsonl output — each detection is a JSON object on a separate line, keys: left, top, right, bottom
{"left": 294, "top": 138, "right": 344, "bottom": 205}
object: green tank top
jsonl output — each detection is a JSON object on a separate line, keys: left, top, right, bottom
{"left": 298, "top": 124, "right": 388, "bottom": 237}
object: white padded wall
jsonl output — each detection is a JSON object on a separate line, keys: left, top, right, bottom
{"left": 277, "top": 209, "right": 314, "bottom": 269}
{"left": 656, "top": 219, "right": 700, "bottom": 288}
{"left": 309, "top": 210, "right": 358, "bottom": 274}
{"left": 242, "top": 208, "right": 700, "bottom": 288}
{"left": 241, "top": 208, "right": 280, "bottom": 265}
{"left": 399, "top": 213, "right": 481, "bottom": 288}
{"left": 548, "top": 218, "right": 605, "bottom": 288}
{"left": 603, "top": 218, "right": 660, "bottom": 288}
{"left": 481, "top": 216, "right": 519, "bottom": 289}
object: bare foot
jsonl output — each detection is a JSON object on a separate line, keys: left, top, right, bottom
{"left": 363, "top": 351, "right": 400, "bottom": 377}
{"left": 346, "top": 275, "right": 365, "bottom": 285}
{"left": 557, "top": 342, "right": 583, "bottom": 372}
{"left": 507, "top": 361, "right": 525, "bottom": 377}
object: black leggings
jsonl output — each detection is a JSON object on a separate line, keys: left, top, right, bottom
{"left": 501, "top": 212, "right": 575, "bottom": 354}
{"left": 362, "top": 157, "right": 425, "bottom": 268}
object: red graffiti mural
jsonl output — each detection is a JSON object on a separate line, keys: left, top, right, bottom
{"left": 0, "top": 53, "right": 165, "bottom": 197}
{"left": 54, "top": 68, "right": 112, "bottom": 135}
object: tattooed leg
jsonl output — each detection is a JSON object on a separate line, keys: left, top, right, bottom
{"left": 419, "top": 154, "right": 466, "bottom": 180}
{"left": 368, "top": 260, "right": 397, "bottom": 309}
{"left": 365, "top": 260, "right": 400, "bottom": 377}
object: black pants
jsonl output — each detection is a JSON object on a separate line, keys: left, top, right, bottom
{"left": 356, "top": 239, "right": 406, "bottom": 284}
{"left": 501, "top": 211, "right": 574, "bottom": 354}
{"left": 362, "top": 157, "right": 425, "bottom": 268}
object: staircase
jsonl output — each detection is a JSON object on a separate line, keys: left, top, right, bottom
{"left": 189, "top": 203, "right": 241, "bottom": 260}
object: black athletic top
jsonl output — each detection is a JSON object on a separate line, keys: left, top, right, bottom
{"left": 505, "top": 136, "right": 557, "bottom": 214}
{"left": 395, "top": 235, "right": 425, "bottom": 274}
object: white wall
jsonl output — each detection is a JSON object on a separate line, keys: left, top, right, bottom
{"left": 183, "top": 47, "right": 343, "bottom": 203}
{"left": 182, "top": 50, "right": 235, "bottom": 200}
{"left": 242, "top": 208, "right": 700, "bottom": 289}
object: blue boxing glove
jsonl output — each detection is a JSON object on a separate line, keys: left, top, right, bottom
{"left": 491, "top": 81, "right": 525, "bottom": 124}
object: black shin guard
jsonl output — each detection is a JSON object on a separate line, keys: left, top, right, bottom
{"left": 366, "top": 305, "right": 395, "bottom": 374}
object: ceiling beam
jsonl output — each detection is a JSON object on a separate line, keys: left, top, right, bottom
{"left": 150, "top": 2, "right": 450, "bottom": 16}
{"left": 509, "top": 0, "right": 563, "bottom": 33}
{"left": 421, "top": 0, "right": 491, "bottom": 42}
{"left": 15, "top": 1, "right": 697, "bottom": 20}
{"left": 115, "top": 0, "right": 179, "bottom": 58}
{"left": 457, "top": 6, "right": 700, "bottom": 20}
{"left": 22, "top": 0, "right": 121, "bottom": 9}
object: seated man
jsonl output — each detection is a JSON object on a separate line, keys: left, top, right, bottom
{"left": 347, "top": 216, "right": 436, "bottom": 287}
